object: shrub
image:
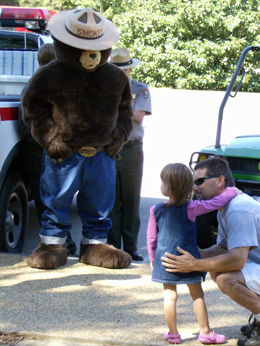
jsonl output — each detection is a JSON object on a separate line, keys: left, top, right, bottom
{"left": 19, "top": 0, "right": 260, "bottom": 90}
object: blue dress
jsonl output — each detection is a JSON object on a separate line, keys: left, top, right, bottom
{"left": 152, "top": 202, "right": 205, "bottom": 285}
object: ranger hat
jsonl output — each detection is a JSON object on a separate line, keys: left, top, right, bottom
{"left": 110, "top": 47, "right": 141, "bottom": 69}
{"left": 48, "top": 7, "right": 119, "bottom": 51}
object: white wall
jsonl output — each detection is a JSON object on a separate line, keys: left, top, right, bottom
{"left": 141, "top": 88, "right": 259, "bottom": 198}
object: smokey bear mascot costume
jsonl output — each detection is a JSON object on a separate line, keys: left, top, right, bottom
{"left": 21, "top": 8, "right": 133, "bottom": 269}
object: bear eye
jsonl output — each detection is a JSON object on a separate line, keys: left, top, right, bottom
{"left": 78, "top": 13, "right": 88, "bottom": 23}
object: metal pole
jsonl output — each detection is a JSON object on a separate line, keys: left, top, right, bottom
{"left": 215, "top": 46, "right": 256, "bottom": 148}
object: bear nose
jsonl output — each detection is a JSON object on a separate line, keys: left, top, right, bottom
{"left": 90, "top": 54, "right": 96, "bottom": 60}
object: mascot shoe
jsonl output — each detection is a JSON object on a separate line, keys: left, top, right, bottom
{"left": 26, "top": 242, "right": 67, "bottom": 269}
{"left": 79, "top": 243, "right": 132, "bottom": 269}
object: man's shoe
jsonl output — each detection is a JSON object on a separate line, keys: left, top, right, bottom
{"left": 127, "top": 250, "right": 143, "bottom": 261}
{"left": 241, "top": 314, "right": 255, "bottom": 336}
{"left": 237, "top": 318, "right": 260, "bottom": 345}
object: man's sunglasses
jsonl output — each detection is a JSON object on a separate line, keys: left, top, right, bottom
{"left": 194, "top": 176, "right": 219, "bottom": 187}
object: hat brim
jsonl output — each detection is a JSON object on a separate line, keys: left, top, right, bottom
{"left": 49, "top": 10, "right": 119, "bottom": 51}
{"left": 110, "top": 58, "right": 141, "bottom": 69}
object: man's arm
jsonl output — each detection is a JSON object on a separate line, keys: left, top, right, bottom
{"left": 133, "top": 110, "right": 146, "bottom": 124}
{"left": 161, "top": 246, "right": 249, "bottom": 273}
{"left": 199, "top": 243, "right": 228, "bottom": 258}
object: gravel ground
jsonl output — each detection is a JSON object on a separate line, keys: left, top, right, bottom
{"left": 0, "top": 253, "right": 249, "bottom": 346}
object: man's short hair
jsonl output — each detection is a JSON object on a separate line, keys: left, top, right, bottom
{"left": 194, "top": 157, "right": 235, "bottom": 188}
{"left": 37, "top": 43, "right": 55, "bottom": 67}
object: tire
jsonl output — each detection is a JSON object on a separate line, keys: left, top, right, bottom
{"left": 0, "top": 171, "right": 28, "bottom": 253}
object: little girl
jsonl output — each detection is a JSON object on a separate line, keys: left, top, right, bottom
{"left": 147, "top": 163, "right": 241, "bottom": 344}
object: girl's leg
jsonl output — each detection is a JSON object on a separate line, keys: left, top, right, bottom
{"left": 164, "top": 284, "right": 179, "bottom": 334}
{"left": 187, "top": 283, "right": 211, "bottom": 335}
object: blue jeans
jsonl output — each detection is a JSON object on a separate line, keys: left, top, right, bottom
{"left": 39, "top": 151, "right": 115, "bottom": 245}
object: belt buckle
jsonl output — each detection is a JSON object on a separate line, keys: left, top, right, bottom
{"left": 79, "top": 146, "right": 97, "bottom": 157}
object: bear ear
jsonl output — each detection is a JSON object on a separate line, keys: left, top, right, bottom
{"left": 99, "top": 48, "right": 112, "bottom": 66}
{"left": 53, "top": 37, "right": 82, "bottom": 66}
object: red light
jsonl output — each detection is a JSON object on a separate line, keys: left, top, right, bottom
{"left": 0, "top": 6, "right": 53, "bottom": 20}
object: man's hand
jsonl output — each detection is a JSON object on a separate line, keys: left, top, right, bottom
{"left": 161, "top": 247, "right": 196, "bottom": 273}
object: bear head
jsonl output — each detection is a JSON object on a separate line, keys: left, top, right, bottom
{"left": 53, "top": 37, "right": 111, "bottom": 73}
{"left": 48, "top": 7, "right": 119, "bottom": 73}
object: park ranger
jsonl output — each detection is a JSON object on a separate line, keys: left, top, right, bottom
{"left": 108, "top": 47, "right": 152, "bottom": 261}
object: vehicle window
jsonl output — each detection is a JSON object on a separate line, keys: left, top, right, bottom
{"left": 0, "top": 36, "right": 38, "bottom": 49}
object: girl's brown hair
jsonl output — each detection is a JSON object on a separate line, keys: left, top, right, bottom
{"left": 160, "top": 163, "right": 193, "bottom": 206}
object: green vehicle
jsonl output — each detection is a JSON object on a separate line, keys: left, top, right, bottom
{"left": 189, "top": 45, "right": 260, "bottom": 197}
{"left": 189, "top": 46, "right": 260, "bottom": 248}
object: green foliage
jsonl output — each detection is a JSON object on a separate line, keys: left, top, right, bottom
{"left": 1, "top": 0, "right": 19, "bottom": 5}
{"left": 19, "top": 0, "right": 64, "bottom": 11}
{"left": 15, "top": 0, "right": 260, "bottom": 90}
{"left": 113, "top": 0, "right": 260, "bottom": 90}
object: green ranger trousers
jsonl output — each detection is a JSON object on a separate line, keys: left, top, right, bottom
{"left": 108, "top": 141, "right": 143, "bottom": 252}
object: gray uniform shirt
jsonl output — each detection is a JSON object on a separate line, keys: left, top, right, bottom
{"left": 129, "top": 78, "right": 152, "bottom": 140}
{"left": 217, "top": 193, "right": 260, "bottom": 264}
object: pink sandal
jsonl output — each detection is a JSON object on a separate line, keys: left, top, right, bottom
{"left": 198, "top": 331, "right": 225, "bottom": 344}
{"left": 164, "top": 331, "right": 181, "bottom": 344}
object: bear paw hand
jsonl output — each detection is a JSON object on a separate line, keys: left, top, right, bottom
{"left": 45, "top": 141, "right": 72, "bottom": 163}
{"left": 106, "top": 138, "right": 125, "bottom": 159}
{"left": 106, "top": 125, "right": 128, "bottom": 158}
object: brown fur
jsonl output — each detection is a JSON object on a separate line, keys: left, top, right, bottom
{"left": 21, "top": 37, "right": 133, "bottom": 162}
{"left": 22, "top": 36, "right": 133, "bottom": 270}
{"left": 53, "top": 37, "right": 111, "bottom": 72}
{"left": 26, "top": 242, "right": 67, "bottom": 269}
{"left": 79, "top": 243, "right": 132, "bottom": 269}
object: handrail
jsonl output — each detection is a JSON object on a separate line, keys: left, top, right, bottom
{"left": 215, "top": 46, "right": 260, "bottom": 148}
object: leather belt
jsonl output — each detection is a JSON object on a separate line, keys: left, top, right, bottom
{"left": 124, "top": 138, "right": 143, "bottom": 148}
{"left": 71, "top": 146, "right": 106, "bottom": 157}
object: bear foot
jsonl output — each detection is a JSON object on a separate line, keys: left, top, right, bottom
{"left": 26, "top": 242, "right": 67, "bottom": 269}
{"left": 79, "top": 243, "right": 132, "bottom": 269}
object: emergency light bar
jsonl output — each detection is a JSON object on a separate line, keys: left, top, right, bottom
{"left": 0, "top": 6, "right": 53, "bottom": 31}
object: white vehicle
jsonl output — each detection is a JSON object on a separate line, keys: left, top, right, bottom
{"left": 0, "top": 6, "right": 53, "bottom": 252}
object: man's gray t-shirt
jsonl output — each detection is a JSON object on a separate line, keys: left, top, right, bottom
{"left": 217, "top": 193, "right": 260, "bottom": 264}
